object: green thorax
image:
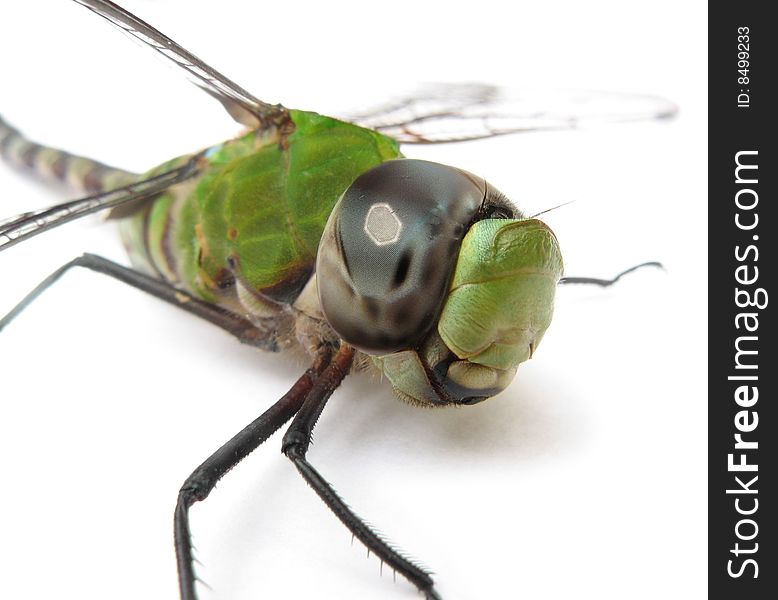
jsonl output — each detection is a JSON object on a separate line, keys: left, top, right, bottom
{"left": 123, "top": 110, "right": 401, "bottom": 304}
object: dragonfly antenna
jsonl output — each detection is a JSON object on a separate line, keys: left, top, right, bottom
{"left": 529, "top": 199, "right": 576, "bottom": 219}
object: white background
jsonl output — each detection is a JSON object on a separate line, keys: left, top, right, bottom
{"left": 0, "top": 1, "right": 707, "bottom": 599}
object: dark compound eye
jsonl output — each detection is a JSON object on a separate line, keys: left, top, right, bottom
{"left": 482, "top": 205, "right": 513, "bottom": 219}
{"left": 316, "top": 159, "right": 487, "bottom": 354}
{"left": 460, "top": 396, "right": 488, "bottom": 405}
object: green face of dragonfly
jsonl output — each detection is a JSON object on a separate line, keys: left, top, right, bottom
{"left": 317, "top": 159, "right": 563, "bottom": 407}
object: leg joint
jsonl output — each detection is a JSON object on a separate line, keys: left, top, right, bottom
{"left": 178, "top": 478, "right": 210, "bottom": 506}
{"left": 281, "top": 432, "right": 308, "bottom": 459}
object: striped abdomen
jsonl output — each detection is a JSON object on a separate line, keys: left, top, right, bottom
{"left": 0, "top": 114, "right": 136, "bottom": 194}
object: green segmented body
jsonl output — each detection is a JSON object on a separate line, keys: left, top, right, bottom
{"left": 1, "top": 106, "right": 561, "bottom": 402}
{"left": 2, "top": 110, "right": 400, "bottom": 350}
{"left": 119, "top": 110, "right": 400, "bottom": 327}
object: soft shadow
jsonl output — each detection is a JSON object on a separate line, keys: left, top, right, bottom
{"left": 317, "top": 364, "right": 588, "bottom": 467}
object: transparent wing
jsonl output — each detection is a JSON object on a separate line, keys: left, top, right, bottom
{"left": 0, "top": 158, "right": 199, "bottom": 253}
{"left": 342, "top": 83, "right": 678, "bottom": 144}
{"left": 72, "top": 0, "right": 288, "bottom": 129}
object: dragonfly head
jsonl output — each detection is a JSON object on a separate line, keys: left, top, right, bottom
{"left": 317, "top": 159, "right": 563, "bottom": 406}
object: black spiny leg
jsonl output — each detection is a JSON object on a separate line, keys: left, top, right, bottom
{"left": 558, "top": 261, "right": 664, "bottom": 286}
{"left": 175, "top": 350, "right": 332, "bottom": 600}
{"left": 282, "top": 344, "right": 442, "bottom": 600}
{"left": 0, "top": 253, "right": 276, "bottom": 350}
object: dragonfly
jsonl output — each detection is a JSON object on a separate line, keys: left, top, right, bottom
{"left": 0, "top": 1, "right": 675, "bottom": 599}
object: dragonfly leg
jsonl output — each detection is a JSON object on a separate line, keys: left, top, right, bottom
{"left": 281, "top": 344, "right": 443, "bottom": 600}
{"left": 174, "top": 349, "right": 332, "bottom": 600}
{"left": 558, "top": 261, "right": 664, "bottom": 286}
{"left": 0, "top": 253, "right": 276, "bottom": 349}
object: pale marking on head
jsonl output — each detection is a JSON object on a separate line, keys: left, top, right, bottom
{"left": 364, "top": 202, "right": 402, "bottom": 246}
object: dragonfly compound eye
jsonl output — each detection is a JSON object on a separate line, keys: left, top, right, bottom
{"left": 317, "top": 159, "right": 563, "bottom": 408}
{"left": 316, "top": 159, "right": 487, "bottom": 354}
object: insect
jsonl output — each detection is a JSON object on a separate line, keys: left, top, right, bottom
{"left": 0, "top": 1, "right": 676, "bottom": 599}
